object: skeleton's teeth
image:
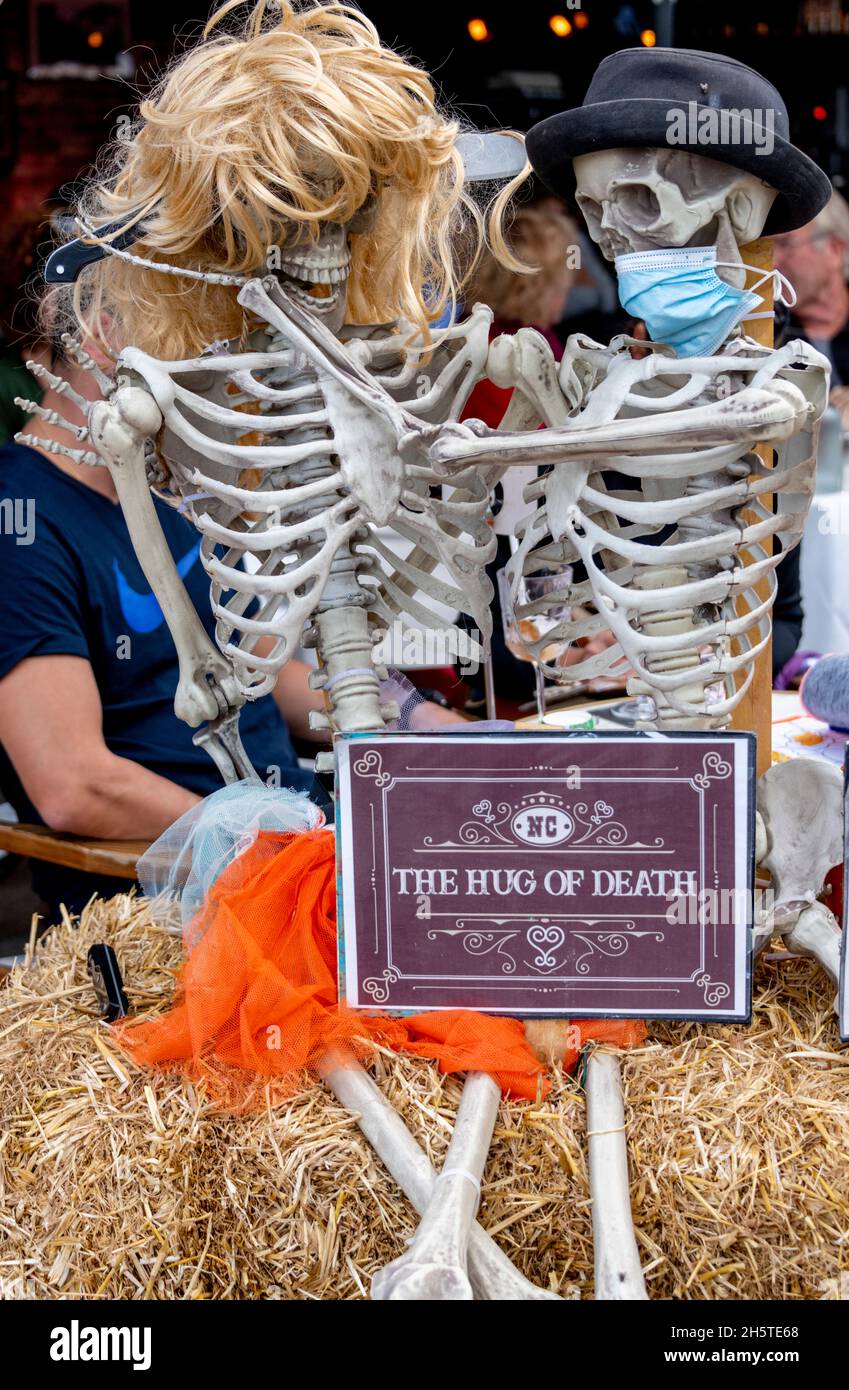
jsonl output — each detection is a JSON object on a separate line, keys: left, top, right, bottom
{"left": 279, "top": 257, "right": 351, "bottom": 286}
{"left": 285, "top": 279, "right": 340, "bottom": 309}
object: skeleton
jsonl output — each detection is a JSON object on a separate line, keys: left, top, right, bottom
{"left": 491, "top": 146, "right": 839, "bottom": 985}
{"left": 20, "top": 213, "right": 564, "bottom": 1301}
{"left": 20, "top": 129, "right": 835, "bottom": 1300}
{"left": 414, "top": 145, "right": 839, "bottom": 1298}
{"left": 434, "top": 149, "right": 826, "bottom": 733}
{"left": 25, "top": 286, "right": 495, "bottom": 780}
{"left": 756, "top": 758, "right": 843, "bottom": 991}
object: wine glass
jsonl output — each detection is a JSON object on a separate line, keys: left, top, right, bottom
{"left": 498, "top": 565, "right": 573, "bottom": 722}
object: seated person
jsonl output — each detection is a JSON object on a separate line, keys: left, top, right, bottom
{"left": 0, "top": 339, "right": 458, "bottom": 915}
{"left": 773, "top": 189, "right": 849, "bottom": 393}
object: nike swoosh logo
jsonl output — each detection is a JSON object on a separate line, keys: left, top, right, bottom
{"left": 113, "top": 542, "right": 201, "bottom": 634}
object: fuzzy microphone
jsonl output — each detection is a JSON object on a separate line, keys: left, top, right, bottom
{"left": 800, "top": 655, "right": 849, "bottom": 731}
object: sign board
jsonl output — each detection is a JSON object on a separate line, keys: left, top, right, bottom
{"left": 336, "top": 731, "right": 755, "bottom": 1021}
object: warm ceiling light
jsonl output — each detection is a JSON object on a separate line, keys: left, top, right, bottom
{"left": 549, "top": 14, "right": 572, "bottom": 37}
{"left": 640, "top": 29, "right": 657, "bottom": 47}
{"left": 467, "top": 17, "right": 490, "bottom": 42}
{"left": 755, "top": 20, "right": 769, "bottom": 35}
{"left": 87, "top": 30, "right": 104, "bottom": 48}
{"left": 574, "top": 11, "right": 589, "bottom": 27}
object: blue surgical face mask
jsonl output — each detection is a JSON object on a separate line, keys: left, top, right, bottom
{"left": 613, "top": 245, "right": 795, "bottom": 358}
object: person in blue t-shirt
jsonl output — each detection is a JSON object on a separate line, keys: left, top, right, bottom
{"left": 0, "top": 338, "right": 464, "bottom": 915}
{"left": 0, "top": 347, "right": 328, "bottom": 912}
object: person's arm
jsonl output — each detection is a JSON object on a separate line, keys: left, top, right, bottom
{"left": 269, "top": 657, "right": 327, "bottom": 742}
{"left": 267, "top": 652, "right": 468, "bottom": 735}
{"left": 0, "top": 655, "right": 200, "bottom": 839}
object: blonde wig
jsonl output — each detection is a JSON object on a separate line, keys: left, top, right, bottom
{"left": 48, "top": 0, "right": 529, "bottom": 361}
{"left": 464, "top": 207, "right": 580, "bottom": 328}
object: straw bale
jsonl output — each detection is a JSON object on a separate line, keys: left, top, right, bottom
{"left": 1, "top": 893, "right": 847, "bottom": 1299}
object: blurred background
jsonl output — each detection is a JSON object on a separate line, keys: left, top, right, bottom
{"left": 3, "top": 1, "right": 849, "bottom": 215}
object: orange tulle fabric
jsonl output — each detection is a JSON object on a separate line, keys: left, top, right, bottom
{"left": 116, "top": 828, "right": 646, "bottom": 1107}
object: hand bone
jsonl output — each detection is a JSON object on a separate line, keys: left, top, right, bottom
{"left": 175, "top": 653, "right": 243, "bottom": 728}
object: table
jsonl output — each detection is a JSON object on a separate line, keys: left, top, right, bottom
{"left": 519, "top": 690, "right": 846, "bottom": 768}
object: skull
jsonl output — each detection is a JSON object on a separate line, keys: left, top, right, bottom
{"left": 268, "top": 194, "right": 379, "bottom": 335}
{"left": 574, "top": 147, "right": 777, "bottom": 286}
{"left": 269, "top": 220, "right": 352, "bottom": 334}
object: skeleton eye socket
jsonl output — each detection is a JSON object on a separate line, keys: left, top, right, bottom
{"left": 615, "top": 184, "right": 661, "bottom": 224}
{"left": 576, "top": 194, "right": 602, "bottom": 231}
{"left": 349, "top": 193, "right": 379, "bottom": 235}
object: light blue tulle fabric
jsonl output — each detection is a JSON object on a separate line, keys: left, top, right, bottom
{"left": 137, "top": 667, "right": 513, "bottom": 940}
{"left": 137, "top": 780, "right": 323, "bottom": 934}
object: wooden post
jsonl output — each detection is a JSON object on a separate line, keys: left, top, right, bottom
{"left": 730, "top": 236, "right": 774, "bottom": 777}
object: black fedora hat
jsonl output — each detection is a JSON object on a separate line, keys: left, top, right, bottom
{"left": 526, "top": 47, "right": 831, "bottom": 234}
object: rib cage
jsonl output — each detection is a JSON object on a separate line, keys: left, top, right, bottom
{"left": 502, "top": 337, "right": 828, "bottom": 728}
{"left": 118, "top": 279, "right": 496, "bottom": 716}
{"left": 19, "top": 294, "right": 826, "bottom": 737}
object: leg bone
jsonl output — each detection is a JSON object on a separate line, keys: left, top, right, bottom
{"left": 323, "top": 1059, "right": 560, "bottom": 1301}
{"left": 585, "top": 1050, "right": 647, "bottom": 1301}
{"left": 785, "top": 901, "right": 842, "bottom": 987}
{"left": 371, "top": 1070, "right": 500, "bottom": 1301}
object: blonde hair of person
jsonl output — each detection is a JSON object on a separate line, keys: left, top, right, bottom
{"left": 464, "top": 206, "right": 579, "bottom": 328}
{"left": 47, "top": 0, "right": 529, "bottom": 361}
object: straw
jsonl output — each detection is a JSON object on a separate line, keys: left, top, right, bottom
{"left": 1, "top": 893, "right": 847, "bottom": 1300}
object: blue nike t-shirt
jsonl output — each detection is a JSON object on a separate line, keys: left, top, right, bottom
{"left": 0, "top": 443, "right": 311, "bottom": 909}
